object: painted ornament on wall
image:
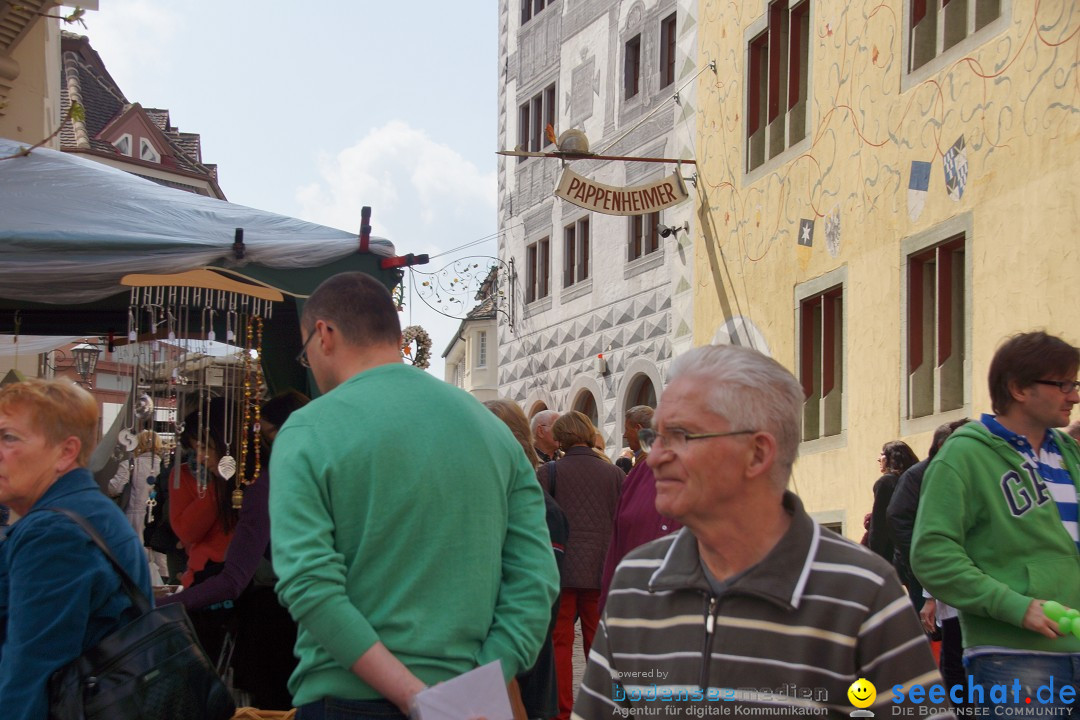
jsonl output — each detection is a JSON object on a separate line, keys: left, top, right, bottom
{"left": 798, "top": 218, "right": 814, "bottom": 247}
{"left": 908, "top": 160, "right": 932, "bottom": 222}
{"left": 943, "top": 135, "right": 968, "bottom": 201}
{"left": 824, "top": 206, "right": 841, "bottom": 258}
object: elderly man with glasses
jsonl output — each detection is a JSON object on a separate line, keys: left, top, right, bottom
{"left": 531, "top": 409, "right": 561, "bottom": 463}
{"left": 572, "top": 344, "right": 945, "bottom": 719}
{"left": 913, "top": 331, "right": 1080, "bottom": 716}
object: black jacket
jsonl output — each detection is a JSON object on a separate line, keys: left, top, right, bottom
{"left": 868, "top": 473, "right": 899, "bottom": 562}
{"left": 886, "top": 458, "right": 929, "bottom": 590}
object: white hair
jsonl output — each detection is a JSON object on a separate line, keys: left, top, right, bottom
{"left": 668, "top": 344, "right": 803, "bottom": 487}
{"left": 530, "top": 409, "right": 559, "bottom": 434}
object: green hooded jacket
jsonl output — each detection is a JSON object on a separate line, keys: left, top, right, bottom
{"left": 912, "top": 420, "right": 1080, "bottom": 653}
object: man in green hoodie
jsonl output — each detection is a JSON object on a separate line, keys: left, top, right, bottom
{"left": 269, "top": 272, "right": 559, "bottom": 719}
{"left": 913, "top": 331, "right": 1080, "bottom": 715}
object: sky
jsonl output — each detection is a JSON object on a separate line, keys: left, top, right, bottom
{"left": 80, "top": 1, "right": 500, "bottom": 379}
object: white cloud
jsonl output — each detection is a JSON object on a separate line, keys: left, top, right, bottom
{"left": 297, "top": 121, "right": 495, "bottom": 241}
{"left": 296, "top": 122, "right": 499, "bottom": 379}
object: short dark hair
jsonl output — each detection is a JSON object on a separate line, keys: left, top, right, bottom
{"left": 302, "top": 272, "right": 401, "bottom": 348}
{"left": 261, "top": 389, "right": 310, "bottom": 429}
{"left": 928, "top": 418, "right": 969, "bottom": 460}
{"left": 988, "top": 331, "right": 1080, "bottom": 415}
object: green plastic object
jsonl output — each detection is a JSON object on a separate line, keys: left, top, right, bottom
{"left": 1044, "top": 601, "right": 1066, "bottom": 620}
{"left": 1061, "top": 616, "right": 1074, "bottom": 634}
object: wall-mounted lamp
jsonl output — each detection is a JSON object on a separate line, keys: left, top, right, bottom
{"left": 657, "top": 221, "right": 690, "bottom": 239}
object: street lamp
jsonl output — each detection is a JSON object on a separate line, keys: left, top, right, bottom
{"left": 71, "top": 343, "right": 102, "bottom": 386}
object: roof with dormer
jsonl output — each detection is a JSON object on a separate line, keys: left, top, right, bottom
{"left": 58, "top": 31, "right": 225, "bottom": 199}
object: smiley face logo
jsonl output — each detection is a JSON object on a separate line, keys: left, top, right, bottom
{"left": 847, "top": 678, "right": 876, "bottom": 708}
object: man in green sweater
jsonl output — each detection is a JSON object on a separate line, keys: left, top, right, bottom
{"left": 269, "top": 272, "right": 559, "bottom": 719}
{"left": 913, "top": 331, "right": 1080, "bottom": 715}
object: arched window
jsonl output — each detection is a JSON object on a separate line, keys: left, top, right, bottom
{"left": 573, "top": 390, "right": 598, "bottom": 428}
{"left": 626, "top": 374, "right": 656, "bottom": 409}
{"left": 528, "top": 401, "right": 548, "bottom": 419}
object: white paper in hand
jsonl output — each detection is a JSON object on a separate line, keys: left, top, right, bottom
{"left": 411, "top": 660, "right": 513, "bottom": 720}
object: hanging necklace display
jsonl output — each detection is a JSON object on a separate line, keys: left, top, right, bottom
{"left": 232, "top": 312, "right": 263, "bottom": 509}
{"left": 217, "top": 303, "right": 238, "bottom": 482}
{"left": 194, "top": 293, "right": 212, "bottom": 498}
{"left": 232, "top": 304, "right": 250, "bottom": 509}
{"left": 117, "top": 289, "right": 141, "bottom": 453}
{"left": 115, "top": 276, "right": 278, "bottom": 504}
{"left": 170, "top": 287, "right": 190, "bottom": 493}
{"left": 251, "top": 314, "right": 264, "bottom": 489}
{"left": 143, "top": 287, "right": 170, "bottom": 518}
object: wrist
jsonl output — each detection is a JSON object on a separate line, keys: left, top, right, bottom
{"left": 401, "top": 680, "right": 428, "bottom": 716}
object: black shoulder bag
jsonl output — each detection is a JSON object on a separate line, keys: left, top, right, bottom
{"left": 44, "top": 508, "right": 236, "bottom": 720}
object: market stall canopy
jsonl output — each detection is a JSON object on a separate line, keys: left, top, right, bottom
{"left": 0, "top": 136, "right": 396, "bottom": 303}
{"left": 0, "top": 136, "right": 404, "bottom": 394}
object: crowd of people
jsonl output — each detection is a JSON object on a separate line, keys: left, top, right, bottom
{"left": 1, "top": 270, "right": 1078, "bottom": 720}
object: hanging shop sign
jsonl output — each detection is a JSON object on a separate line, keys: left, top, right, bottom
{"left": 555, "top": 168, "right": 689, "bottom": 216}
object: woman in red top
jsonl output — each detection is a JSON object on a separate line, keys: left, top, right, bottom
{"left": 170, "top": 411, "right": 237, "bottom": 589}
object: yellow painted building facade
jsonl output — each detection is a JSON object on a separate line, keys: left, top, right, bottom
{"left": 693, "top": 0, "right": 1079, "bottom": 536}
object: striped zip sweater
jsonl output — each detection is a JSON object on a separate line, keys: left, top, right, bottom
{"left": 572, "top": 492, "right": 950, "bottom": 719}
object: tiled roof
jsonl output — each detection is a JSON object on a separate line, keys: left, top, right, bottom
{"left": 59, "top": 40, "right": 126, "bottom": 150}
{"left": 58, "top": 32, "right": 221, "bottom": 195}
{"left": 172, "top": 132, "right": 202, "bottom": 164}
{"left": 467, "top": 293, "right": 498, "bottom": 320}
{"left": 144, "top": 108, "right": 171, "bottom": 132}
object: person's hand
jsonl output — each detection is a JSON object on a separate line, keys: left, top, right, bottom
{"left": 919, "top": 598, "right": 937, "bottom": 634}
{"left": 1022, "top": 599, "right": 1063, "bottom": 639}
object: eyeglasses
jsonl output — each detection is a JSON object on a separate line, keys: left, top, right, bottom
{"left": 1034, "top": 379, "right": 1080, "bottom": 394}
{"left": 296, "top": 329, "right": 317, "bottom": 368}
{"left": 638, "top": 427, "right": 757, "bottom": 453}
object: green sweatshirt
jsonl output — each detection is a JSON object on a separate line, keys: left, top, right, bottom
{"left": 912, "top": 420, "right": 1080, "bottom": 653}
{"left": 268, "top": 363, "right": 559, "bottom": 705}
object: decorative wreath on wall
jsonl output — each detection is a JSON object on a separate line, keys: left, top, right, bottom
{"left": 401, "top": 325, "right": 432, "bottom": 370}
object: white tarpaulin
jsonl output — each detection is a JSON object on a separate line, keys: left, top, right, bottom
{"left": 0, "top": 137, "right": 395, "bottom": 304}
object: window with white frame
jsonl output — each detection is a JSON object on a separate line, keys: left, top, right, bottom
{"left": 906, "top": 234, "right": 967, "bottom": 418}
{"left": 798, "top": 279, "right": 844, "bottom": 441}
{"left": 909, "top": 0, "right": 1002, "bottom": 72}
{"left": 563, "top": 216, "right": 590, "bottom": 287}
{"left": 746, "top": 0, "right": 810, "bottom": 171}
{"left": 114, "top": 134, "right": 132, "bottom": 156}
{"left": 476, "top": 331, "right": 488, "bottom": 369}
{"left": 139, "top": 138, "right": 160, "bottom": 163}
